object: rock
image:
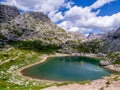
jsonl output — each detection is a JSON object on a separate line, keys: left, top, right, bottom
{"left": 0, "top": 4, "right": 20, "bottom": 23}
{"left": 102, "top": 28, "right": 120, "bottom": 53}
{"left": 113, "top": 27, "right": 120, "bottom": 39}
{"left": 30, "top": 12, "right": 50, "bottom": 22}
{"left": 106, "top": 30, "right": 115, "bottom": 38}
{"left": 105, "top": 65, "right": 120, "bottom": 72}
{"left": 99, "top": 60, "right": 111, "bottom": 66}
{"left": 72, "top": 53, "right": 80, "bottom": 56}
{"left": 96, "top": 53, "right": 106, "bottom": 57}
{"left": 0, "top": 4, "right": 86, "bottom": 47}
{"left": 87, "top": 32, "right": 94, "bottom": 40}
{"left": 87, "top": 32, "right": 105, "bottom": 41}
{"left": 116, "top": 55, "right": 120, "bottom": 59}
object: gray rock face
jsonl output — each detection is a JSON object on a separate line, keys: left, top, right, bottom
{"left": 0, "top": 4, "right": 20, "bottom": 23}
{"left": 30, "top": 12, "right": 50, "bottom": 22}
{"left": 106, "top": 30, "right": 115, "bottom": 38}
{"left": 102, "top": 28, "right": 120, "bottom": 53}
{"left": 99, "top": 60, "right": 111, "bottom": 66}
{"left": 87, "top": 32, "right": 94, "bottom": 40}
{"left": 87, "top": 32, "right": 106, "bottom": 41}
{"left": 113, "top": 27, "right": 120, "bottom": 39}
{"left": 96, "top": 53, "right": 106, "bottom": 57}
{"left": 0, "top": 4, "right": 86, "bottom": 47}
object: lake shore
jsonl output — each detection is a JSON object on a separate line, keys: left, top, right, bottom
{"left": 16, "top": 53, "right": 100, "bottom": 81}
{"left": 16, "top": 53, "right": 70, "bottom": 82}
{"left": 16, "top": 53, "right": 120, "bottom": 90}
{"left": 43, "top": 74, "right": 120, "bottom": 90}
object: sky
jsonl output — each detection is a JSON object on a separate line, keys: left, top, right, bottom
{"left": 0, "top": 0, "right": 120, "bottom": 35}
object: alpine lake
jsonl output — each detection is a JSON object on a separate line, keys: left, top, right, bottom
{"left": 21, "top": 56, "right": 116, "bottom": 82}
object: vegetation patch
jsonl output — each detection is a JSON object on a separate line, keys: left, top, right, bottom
{"left": 0, "top": 33, "right": 7, "bottom": 40}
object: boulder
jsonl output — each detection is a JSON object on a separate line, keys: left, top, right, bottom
{"left": 99, "top": 60, "right": 111, "bottom": 66}
{"left": 96, "top": 53, "right": 106, "bottom": 57}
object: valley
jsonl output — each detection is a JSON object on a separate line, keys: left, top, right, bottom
{"left": 0, "top": 4, "right": 120, "bottom": 90}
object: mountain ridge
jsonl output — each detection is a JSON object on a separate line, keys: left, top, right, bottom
{"left": 0, "top": 4, "right": 86, "bottom": 52}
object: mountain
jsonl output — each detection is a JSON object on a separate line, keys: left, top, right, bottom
{"left": 86, "top": 28, "right": 120, "bottom": 53}
{"left": 102, "top": 28, "right": 120, "bottom": 53}
{"left": 0, "top": 4, "right": 20, "bottom": 23}
{"left": 0, "top": 4, "right": 86, "bottom": 48}
{"left": 87, "top": 32, "right": 106, "bottom": 41}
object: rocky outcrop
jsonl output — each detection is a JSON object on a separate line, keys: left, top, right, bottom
{"left": 99, "top": 60, "right": 111, "bottom": 66}
{"left": 0, "top": 4, "right": 20, "bottom": 23}
{"left": 0, "top": 4, "right": 86, "bottom": 47}
{"left": 113, "top": 27, "right": 120, "bottom": 38}
{"left": 87, "top": 32, "right": 106, "bottom": 41}
{"left": 29, "top": 12, "right": 51, "bottom": 22}
{"left": 102, "top": 28, "right": 120, "bottom": 53}
{"left": 99, "top": 52, "right": 120, "bottom": 66}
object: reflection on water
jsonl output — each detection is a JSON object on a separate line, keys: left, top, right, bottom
{"left": 22, "top": 56, "right": 114, "bottom": 81}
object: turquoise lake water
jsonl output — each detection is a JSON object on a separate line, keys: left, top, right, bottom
{"left": 21, "top": 56, "right": 114, "bottom": 81}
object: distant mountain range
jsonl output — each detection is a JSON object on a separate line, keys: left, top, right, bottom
{"left": 102, "top": 28, "right": 120, "bottom": 53}
{"left": 87, "top": 28, "right": 120, "bottom": 53}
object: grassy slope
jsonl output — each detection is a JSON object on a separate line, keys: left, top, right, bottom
{"left": 0, "top": 40, "right": 91, "bottom": 90}
{"left": 0, "top": 40, "right": 60, "bottom": 90}
{"left": 1, "top": 40, "right": 119, "bottom": 90}
{"left": 0, "top": 41, "right": 89, "bottom": 90}
{"left": 0, "top": 47, "right": 45, "bottom": 90}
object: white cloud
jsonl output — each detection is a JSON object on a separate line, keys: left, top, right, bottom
{"left": 64, "top": 1, "right": 74, "bottom": 9}
{"left": 90, "top": 0, "right": 115, "bottom": 9}
{"left": 58, "top": 21, "right": 69, "bottom": 30}
{"left": 1, "top": 0, "right": 120, "bottom": 34}
{"left": 48, "top": 11, "right": 64, "bottom": 22}
{"left": 68, "top": 27, "right": 80, "bottom": 32}
{"left": 58, "top": 0, "right": 119, "bottom": 33}
{"left": 62, "top": 4, "right": 120, "bottom": 33}
{"left": 65, "top": 6, "right": 98, "bottom": 23}
{"left": 68, "top": 27, "right": 92, "bottom": 33}
{"left": 1, "top": 0, "right": 65, "bottom": 13}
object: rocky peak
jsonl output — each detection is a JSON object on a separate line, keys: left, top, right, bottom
{"left": 87, "top": 32, "right": 105, "bottom": 41}
{"left": 0, "top": 4, "right": 20, "bottom": 23}
{"left": 102, "top": 28, "right": 120, "bottom": 53}
{"left": 87, "top": 32, "right": 94, "bottom": 40}
{"left": 106, "top": 30, "right": 115, "bottom": 38}
{"left": 29, "top": 12, "right": 51, "bottom": 22}
{"left": 0, "top": 4, "right": 86, "bottom": 48}
{"left": 113, "top": 27, "right": 120, "bottom": 39}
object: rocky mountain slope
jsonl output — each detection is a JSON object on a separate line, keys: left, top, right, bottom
{"left": 86, "top": 28, "right": 120, "bottom": 53}
{"left": 87, "top": 32, "right": 106, "bottom": 41}
{"left": 102, "top": 28, "right": 120, "bottom": 53}
{"left": 0, "top": 4, "right": 86, "bottom": 48}
{"left": 0, "top": 4, "right": 20, "bottom": 23}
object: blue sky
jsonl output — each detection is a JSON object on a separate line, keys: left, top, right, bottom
{"left": 73, "top": 0, "right": 120, "bottom": 16}
{"left": 1, "top": 0, "right": 120, "bottom": 35}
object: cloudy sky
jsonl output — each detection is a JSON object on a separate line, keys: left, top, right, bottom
{"left": 1, "top": 0, "right": 120, "bottom": 35}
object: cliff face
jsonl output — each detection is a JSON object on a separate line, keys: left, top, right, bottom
{"left": 102, "top": 28, "right": 120, "bottom": 53}
{"left": 0, "top": 4, "right": 86, "bottom": 47}
{"left": 87, "top": 32, "right": 106, "bottom": 41}
{"left": 29, "top": 12, "right": 51, "bottom": 22}
{"left": 0, "top": 4, "right": 20, "bottom": 23}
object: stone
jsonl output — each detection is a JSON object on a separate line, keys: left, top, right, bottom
{"left": 113, "top": 27, "right": 120, "bottom": 39}
{"left": 0, "top": 4, "right": 86, "bottom": 47}
{"left": 99, "top": 60, "right": 111, "bottom": 66}
{"left": 96, "top": 53, "right": 106, "bottom": 57}
{"left": 0, "top": 4, "right": 20, "bottom": 23}
{"left": 87, "top": 32, "right": 105, "bottom": 41}
{"left": 102, "top": 27, "right": 120, "bottom": 53}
